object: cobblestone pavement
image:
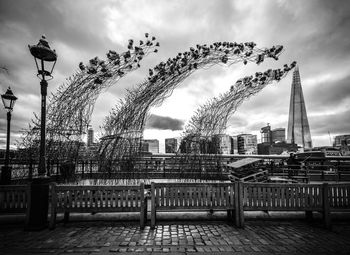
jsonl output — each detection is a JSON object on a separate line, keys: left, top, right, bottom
{"left": 1, "top": 220, "right": 350, "bottom": 254}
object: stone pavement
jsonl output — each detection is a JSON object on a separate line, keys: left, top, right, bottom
{"left": 1, "top": 220, "right": 350, "bottom": 254}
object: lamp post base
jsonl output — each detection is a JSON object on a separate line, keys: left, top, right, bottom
{"left": 25, "top": 177, "right": 51, "bottom": 231}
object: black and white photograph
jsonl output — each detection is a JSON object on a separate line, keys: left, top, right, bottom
{"left": 1, "top": 0, "right": 350, "bottom": 254}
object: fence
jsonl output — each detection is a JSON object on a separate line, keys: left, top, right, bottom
{"left": 0, "top": 185, "right": 29, "bottom": 213}
{"left": 1, "top": 182, "right": 350, "bottom": 229}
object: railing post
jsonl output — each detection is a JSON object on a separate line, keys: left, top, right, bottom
{"left": 239, "top": 181, "right": 245, "bottom": 228}
{"left": 234, "top": 182, "right": 239, "bottom": 226}
{"left": 322, "top": 183, "right": 331, "bottom": 229}
{"left": 140, "top": 182, "right": 145, "bottom": 229}
{"left": 90, "top": 160, "right": 93, "bottom": 178}
{"left": 235, "top": 181, "right": 244, "bottom": 228}
{"left": 25, "top": 182, "right": 31, "bottom": 226}
{"left": 49, "top": 183, "right": 57, "bottom": 229}
{"left": 150, "top": 182, "right": 156, "bottom": 229}
{"left": 81, "top": 161, "right": 84, "bottom": 178}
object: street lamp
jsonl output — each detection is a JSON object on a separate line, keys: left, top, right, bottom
{"left": 1, "top": 87, "right": 17, "bottom": 184}
{"left": 26, "top": 35, "right": 57, "bottom": 230}
{"left": 28, "top": 35, "right": 57, "bottom": 176}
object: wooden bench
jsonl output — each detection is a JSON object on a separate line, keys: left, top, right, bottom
{"left": 0, "top": 185, "right": 29, "bottom": 214}
{"left": 237, "top": 182, "right": 331, "bottom": 228}
{"left": 50, "top": 183, "right": 147, "bottom": 229}
{"left": 150, "top": 182, "right": 237, "bottom": 228}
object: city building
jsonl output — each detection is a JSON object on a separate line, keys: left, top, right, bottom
{"left": 334, "top": 134, "right": 350, "bottom": 147}
{"left": 142, "top": 139, "right": 159, "bottom": 154}
{"left": 140, "top": 141, "right": 149, "bottom": 153}
{"left": 260, "top": 124, "right": 272, "bottom": 144}
{"left": 333, "top": 134, "right": 350, "bottom": 156}
{"left": 212, "top": 134, "right": 232, "bottom": 154}
{"left": 271, "top": 128, "right": 286, "bottom": 143}
{"left": 231, "top": 136, "right": 238, "bottom": 154}
{"left": 287, "top": 66, "right": 313, "bottom": 150}
{"left": 165, "top": 138, "right": 180, "bottom": 153}
{"left": 237, "top": 134, "right": 257, "bottom": 155}
{"left": 87, "top": 128, "right": 94, "bottom": 147}
{"left": 258, "top": 124, "right": 294, "bottom": 155}
{"left": 258, "top": 142, "right": 298, "bottom": 155}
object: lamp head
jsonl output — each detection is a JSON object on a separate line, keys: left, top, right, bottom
{"left": 28, "top": 35, "right": 57, "bottom": 79}
{"left": 1, "top": 87, "right": 17, "bottom": 112}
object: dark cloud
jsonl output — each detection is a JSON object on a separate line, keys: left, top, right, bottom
{"left": 309, "top": 110, "right": 350, "bottom": 135}
{"left": 1, "top": 0, "right": 350, "bottom": 148}
{"left": 146, "top": 114, "right": 184, "bottom": 131}
{"left": 307, "top": 75, "right": 350, "bottom": 110}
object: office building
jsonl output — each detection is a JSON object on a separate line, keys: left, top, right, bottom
{"left": 287, "top": 66, "right": 313, "bottom": 150}
{"left": 212, "top": 134, "right": 232, "bottom": 154}
{"left": 271, "top": 128, "right": 286, "bottom": 143}
{"left": 231, "top": 136, "right": 238, "bottom": 154}
{"left": 142, "top": 139, "right": 159, "bottom": 154}
{"left": 237, "top": 134, "right": 257, "bottom": 155}
{"left": 334, "top": 134, "right": 350, "bottom": 147}
{"left": 165, "top": 138, "right": 180, "bottom": 153}
{"left": 87, "top": 128, "right": 94, "bottom": 147}
{"left": 260, "top": 124, "right": 272, "bottom": 144}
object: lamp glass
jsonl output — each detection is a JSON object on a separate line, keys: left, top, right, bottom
{"left": 1, "top": 88, "right": 17, "bottom": 111}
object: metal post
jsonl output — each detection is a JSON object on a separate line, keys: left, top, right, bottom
{"left": 1, "top": 111, "right": 12, "bottom": 184}
{"left": 5, "top": 111, "right": 11, "bottom": 167}
{"left": 38, "top": 78, "right": 47, "bottom": 176}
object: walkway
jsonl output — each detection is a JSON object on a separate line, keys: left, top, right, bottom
{"left": 1, "top": 220, "right": 350, "bottom": 254}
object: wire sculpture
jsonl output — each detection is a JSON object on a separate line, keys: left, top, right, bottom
{"left": 181, "top": 62, "right": 297, "bottom": 153}
{"left": 99, "top": 42, "right": 285, "bottom": 161}
{"left": 18, "top": 36, "right": 292, "bottom": 174}
{"left": 19, "top": 34, "right": 160, "bottom": 163}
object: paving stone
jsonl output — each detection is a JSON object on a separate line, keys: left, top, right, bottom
{"left": 2, "top": 220, "right": 350, "bottom": 254}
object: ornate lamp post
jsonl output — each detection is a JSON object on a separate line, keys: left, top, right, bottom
{"left": 1, "top": 87, "right": 17, "bottom": 184}
{"left": 28, "top": 35, "right": 57, "bottom": 176}
{"left": 26, "top": 35, "right": 57, "bottom": 230}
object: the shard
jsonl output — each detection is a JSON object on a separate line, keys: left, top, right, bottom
{"left": 287, "top": 66, "right": 313, "bottom": 150}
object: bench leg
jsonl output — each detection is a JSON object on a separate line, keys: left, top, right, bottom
{"left": 227, "top": 210, "right": 235, "bottom": 224}
{"left": 64, "top": 212, "right": 70, "bottom": 224}
{"left": 144, "top": 199, "right": 148, "bottom": 224}
{"left": 151, "top": 209, "right": 156, "bottom": 229}
{"left": 49, "top": 210, "right": 56, "bottom": 230}
{"left": 140, "top": 212, "right": 145, "bottom": 229}
{"left": 140, "top": 199, "right": 146, "bottom": 229}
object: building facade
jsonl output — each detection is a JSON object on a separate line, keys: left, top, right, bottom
{"left": 260, "top": 124, "right": 272, "bottom": 144}
{"left": 334, "top": 134, "right": 350, "bottom": 147}
{"left": 212, "top": 134, "right": 232, "bottom": 154}
{"left": 231, "top": 136, "right": 238, "bottom": 154}
{"left": 237, "top": 134, "right": 257, "bottom": 155}
{"left": 287, "top": 66, "right": 313, "bottom": 150}
{"left": 271, "top": 128, "right": 286, "bottom": 143}
{"left": 87, "top": 128, "right": 94, "bottom": 147}
{"left": 165, "top": 138, "right": 179, "bottom": 153}
{"left": 142, "top": 139, "right": 159, "bottom": 154}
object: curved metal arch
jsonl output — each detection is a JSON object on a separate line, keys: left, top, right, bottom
{"left": 19, "top": 34, "right": 160, "bottom": 161}
{"left": 100, "top": 42, "right": 285, "bottom": 160}
{"left": 181, "top": 62, "right": 297, "bottom": 153}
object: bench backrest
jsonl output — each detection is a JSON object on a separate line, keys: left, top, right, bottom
{"left": 0, "top": 185, "right": 29, "bottom": 213}
{"left": 151, "top": 182, "right": 235, "bottom": 210}
{"left": 52, "top": 184, "right": 145, "bottom": 213}
{"left": 242, "top": 183, "right": 323, "bottom": 211}
{"left": 329, "top": 184, "right": 350, "bottom": 210}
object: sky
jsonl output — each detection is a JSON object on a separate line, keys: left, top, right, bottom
{"left": 0, "top": 0, "right": 350, "bottom": 153}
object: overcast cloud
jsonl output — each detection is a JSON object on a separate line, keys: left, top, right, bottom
{"left": 1, "top": 0, "right": 350, "bottom": 152}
